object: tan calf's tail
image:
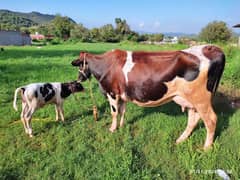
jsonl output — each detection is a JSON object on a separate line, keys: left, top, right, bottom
{"left": 13, "top": 87, "right": 22, "bottom": 111}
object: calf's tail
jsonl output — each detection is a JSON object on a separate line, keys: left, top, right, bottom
{"left": 13, "top": 87, "right": 22, "bottom": 111}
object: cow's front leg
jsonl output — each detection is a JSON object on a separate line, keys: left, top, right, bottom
{"left": 107, "top": 94, "right": 119, "bottom": 132}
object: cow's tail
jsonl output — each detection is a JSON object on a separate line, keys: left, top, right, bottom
{"left": 207, "top": 52, "right": 225, "bottom": 95}
{"left": 13, "top": 87, "right": 22, "bottom": 111}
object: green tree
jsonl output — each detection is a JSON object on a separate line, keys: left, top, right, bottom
{"left": 20, "top": 27, "right": 30, "bottom": 34}
{"left": 153, "top": 33, "right": 164, "bottom": 42}
{"left": 51, "top": 15, "right": 74, "bottom": 39}
{"left": 115, "top": 18, "right": 131, "bottom": 35}
{"left": 114, "top": 18, "right": 132, "bottom": 40}
{"left": 99, "top": 24, "right": 119, "bottom": 42}
{"left": 137, "top": 34, "right": 149, "bottom": 42}
{"left": 90, "top": 28, "right": 101, "bottom": 42}
{"left": 37, "top": 24, "right": 55, "bottom": 36}
{"left": 199, "top": 21, "right": 232, "bottom": 42}
{"left": 70, "top": 24, "right": 90, "bottom": 42}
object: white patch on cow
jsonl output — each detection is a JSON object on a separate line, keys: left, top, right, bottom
{"left": 122, "top": 51, "right": 134, "bottom": 83}
{"left": 181, "top": 45, "right": 210, "bottom": 71}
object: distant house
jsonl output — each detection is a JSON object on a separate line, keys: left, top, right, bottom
{"left": 0, "top": 30, "right": 31, "bottom": 45}
{"left": 30, "top": 32, "right": 45, "bottom": 40}
{"left": 163, "top": 36, "right": 178, "bottom": 44}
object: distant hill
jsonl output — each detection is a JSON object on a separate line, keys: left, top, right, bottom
{"left": 0, "top": 9, "right": 76, "bottom": 28}
{"left": 163, "top": 32, "right": 197, "bottom": 38}
{"left": 138, "top": 30, "right": 197, "bottom": 37}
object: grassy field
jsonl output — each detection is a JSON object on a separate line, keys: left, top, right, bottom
{"left": 0, "top": 42, "right": 239, "bottom": 179}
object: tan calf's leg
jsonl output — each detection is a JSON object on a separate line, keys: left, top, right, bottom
{"left": 176, "top": 108, "right": 200, "bottom": 144}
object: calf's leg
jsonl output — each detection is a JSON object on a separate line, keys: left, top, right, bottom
{"left": 58, "top": 103, "right": 65, "bottom": 122}
{"left": 55, "top": 104, "right": 60, "bottom": 121}
{"left": 24, "top": 100, "right": 37, "bottom": 137}
{"left": 21, "top": 101, "right": 29, "bottom": 134}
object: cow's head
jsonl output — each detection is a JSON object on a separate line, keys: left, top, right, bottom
{"left": 71, "top": 52, "right": 91, "bottom": 82}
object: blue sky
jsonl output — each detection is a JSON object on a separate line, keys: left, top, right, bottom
{"left": 1, "top": 0, "right": 240, "bottom": 33}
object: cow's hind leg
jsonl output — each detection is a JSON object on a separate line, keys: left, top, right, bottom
{"left": 195, "top": 102, "right": 217, "bottom": 150}
{"left": 119, "top": 101, "right": 126, "bottom": 127}
{"left": 176, "top": 108, "right": 200, "bottom": 144}
{"left": 107, "top": 94, "right": 119, "bottom": 132}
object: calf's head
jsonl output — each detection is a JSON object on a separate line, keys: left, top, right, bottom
{"left": 68, "top": 81, "right": 84, "bottom": 93}
{"left": 71, "top": 52, "right": 91, "bottom": 82}
{"left": 61, "top": 81, "right": 84, "bottom": 98}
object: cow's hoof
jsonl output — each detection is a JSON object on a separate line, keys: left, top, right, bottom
{"left": 29, "top": 134, "right": 33, "bottom": 138}
{"left": 176, "top": 138, "right": 185, "bottom": 144}
{"left": 109, "top": 127, "right": 116, "bottom": 132}
{"left": 120, "top": 123, "right": 124, "bottom": 128}
{"left": 203, "top": 145, "right": 213, "bottom": 151}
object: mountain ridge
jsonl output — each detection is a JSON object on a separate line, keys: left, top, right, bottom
{"left": 0, "top": 9, "right": 76, "bottom": 28}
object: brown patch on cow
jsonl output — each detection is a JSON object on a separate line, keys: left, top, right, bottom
{"left": 202, "top": 45, "right": 224, "bottom": 61}
{"left": 92, "top": 50, "right": 127, "bottom": 96}
{"left": 126, "top": 51, "right": 200, "bottom": 102}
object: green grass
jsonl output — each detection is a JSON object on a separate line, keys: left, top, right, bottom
{"left": 0, "top": 42, "right": 239, "bottom": 179}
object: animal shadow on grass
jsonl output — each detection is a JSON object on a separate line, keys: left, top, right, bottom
{"left": 213, "top": 92, "right": 237, "bottom": 137}
{"left": 128, "top": 101, "right": 182, "bottom": 126}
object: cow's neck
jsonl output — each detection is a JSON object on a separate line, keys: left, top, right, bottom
{"left": 88, "top": 55, "right": 113, "bottom": 81}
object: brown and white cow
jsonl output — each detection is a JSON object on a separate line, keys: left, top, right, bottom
{"left": 71, "top": 45, "right": 225, "bottom": 149}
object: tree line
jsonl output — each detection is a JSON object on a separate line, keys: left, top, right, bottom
{"left": 1, "top": 14, "right": 235, "bottom": 43}
{"left": 22, "top": 16, "right": 164, "bottom": 43}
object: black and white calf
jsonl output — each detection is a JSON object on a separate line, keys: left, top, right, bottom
{"left": 13, "top": 81, "right": 84, "bottom": 137}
